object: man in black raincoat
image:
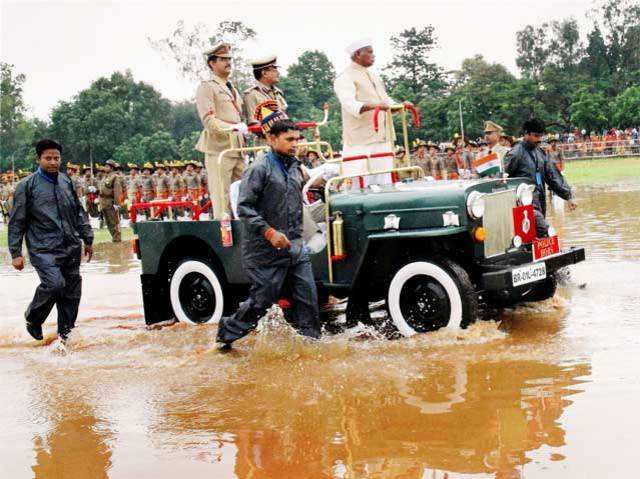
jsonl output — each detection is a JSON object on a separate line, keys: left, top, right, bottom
{"left": 504, "top": 119, "right": 577, "bottom": 237}
{"left": 216, "top": 119, "right": 320, "bottom": 348}
{"left": 8, "top": 139, "right": 93, "bottom": 341}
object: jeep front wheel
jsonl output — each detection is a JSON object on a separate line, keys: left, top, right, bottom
{"left": 387, "top": 259, "right": 478, "bottom": 337}
{"left": 169, "top": 259, "right": 225, "bottom": 325}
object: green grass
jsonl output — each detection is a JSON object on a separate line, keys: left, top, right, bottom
{"left": 563, "top": 156, "right": 640, "bottom": 185}
{"left": 0, "top": 225, "right": 133, "bottom": 249}
{"left": 93, "top": 226, "right": 134, "bottom": 244}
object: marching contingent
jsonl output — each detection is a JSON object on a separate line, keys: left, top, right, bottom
{"left": 1, "top": 158, "right": 209, "bottom": 240}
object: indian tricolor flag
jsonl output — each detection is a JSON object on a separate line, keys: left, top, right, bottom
{"left": 473, "top": 152, "right": 501, "bottom": 177}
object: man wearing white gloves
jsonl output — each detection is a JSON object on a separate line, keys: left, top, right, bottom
{"left": 334, "top": 39, "right": 395, "bottom": 187}
{"left": 195, "top": 42, "right": 248, "bottom": 218}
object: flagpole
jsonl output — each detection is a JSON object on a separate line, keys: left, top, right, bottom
{"left": 458, "top": 100, "right": 465, "bottom": 143}
{"left": 89, "top": 144, "right": 94, "bottom": 182}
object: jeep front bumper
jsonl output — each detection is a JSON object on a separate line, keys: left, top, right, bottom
{"left": 481, "top": 247, "right": 586, "bottom": 291}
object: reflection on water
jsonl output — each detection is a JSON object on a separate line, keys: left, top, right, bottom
{"left": 154, "top": 351, "right": 589, "bottom": 478}
{"left": 0, "top": 310, "right": 593, "bottom": 479}
{"left": 0, "top": 237, "right": 139, "bottom": 277}
{"left": 88, "top": 241, "right": 139, "bottom": 274}
{"left": 0, "top": 180, "right": 639, "bottom": 478}
{"left": 30, "top": 383, "right": 113, "bottom": 479}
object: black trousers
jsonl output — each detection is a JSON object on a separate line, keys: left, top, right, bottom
{"left": 217, "top": 259, "right": 320, "bottom": 344}
{"left": 26, "top": 246, "right": 82, "bottom": 337}
{"left": 534, "top": 207, "right": 549, "bottom": 238}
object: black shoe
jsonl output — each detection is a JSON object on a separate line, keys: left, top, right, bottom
{"left": 26, "top": 322, "right": 43, "bottom": 341}
{"left": 216, "top": 317, "right": 228, "bottom": 343}
{"left": 216, "top": 341, "right": 232, "bottom": 352}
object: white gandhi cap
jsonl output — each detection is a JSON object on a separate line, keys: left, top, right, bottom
{"left": 346, "top": 38, "right": 373, "bottom": 56}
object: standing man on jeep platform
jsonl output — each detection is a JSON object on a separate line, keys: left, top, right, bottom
{"left": 243, "top": 55, "right": 287, "bottom": 128}
{"left": 195, "top": 42, "right": 248, "bottom": 219}
{"left": 8, "top": 139, "right": 93, "bottom": 342}
{"left": 216, "top": 119, "right": 321, "bottom": 349}
{"left": 334, "top": 39, "right": 395, "bottom": 185}
{"left": 504, "top": 119, "right": 577, "bottom": 237}
{"left": 99, "top": 159, "right": 125, "bottom": 242}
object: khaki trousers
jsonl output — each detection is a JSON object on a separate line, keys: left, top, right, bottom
{"left": 205, "top": 151, "right": 245, "bottom": 219}
{"left": 101, "top": 202, "right": 121, "bottom": 242}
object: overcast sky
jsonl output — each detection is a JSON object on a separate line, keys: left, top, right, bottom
{"left": 1, "top": 0, "right": 594, "bottom": 120}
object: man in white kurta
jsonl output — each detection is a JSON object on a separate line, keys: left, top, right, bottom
{"left": 334, "top": 39, "right": 395, "bottom": 186}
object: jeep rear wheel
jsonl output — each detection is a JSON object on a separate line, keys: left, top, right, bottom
{"left": 387, "top": 258, "right": 478, "bottom": 337}
{"left": 169, "top": 259, "right": 224, "bottom": 325}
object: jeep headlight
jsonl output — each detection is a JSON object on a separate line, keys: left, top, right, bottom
{"left": 466, "top": 191, "right": 485, "bottom": 219}
{"left": 516, "top": 183, "right": 535, "bottom": 206}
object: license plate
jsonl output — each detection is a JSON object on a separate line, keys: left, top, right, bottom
{"left": 512, "top": 262, "right": 547, "bottom": 287}
{"left": 533, "top": 235, "right": 560, "bottom": 260}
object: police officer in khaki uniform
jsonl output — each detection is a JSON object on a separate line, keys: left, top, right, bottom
{"left": 195, "top": 42, "right": 247, "bottom": 219}
{"left": 66, "top": 163, "right": 82, "bottom": 196}
{"left": 394, "top": 146, "right": 409, "bottom": 174}
{"left": 442, "top": 144, "right": 458, "bottom": 179}
{"left": 99, "top": 159, "right": 125, "bottom": 242}
{"left": 478, "top": 121, "right": 510, "bottom": 175}
{"left": 411, "top": 140, "right": 429, "bottom": 173}
{"left": 126, "top": 163, "right": 142, "bottom": 204}
{"left": 168, "top": 161, "right": 185, "bottom": 200}
{"left": 425, "top": 142, "right": 445, "bottom": 179}
{"left": 167, "top": 161, "right": 186, "bottom": 217}
{"left": 134, "top": 163, "right": 153, "bottom": 219}
{"left": 154, "top": 162, "right": 171, "bottom": 199}
{"left": 196, "top": 161, "right": 207, "bottom": 200}
{"left": 183, "top": 159, "right": 202, "bottom": 202}
{"left": 152, "top": 162, "right": 171, "bottom": 219}
{"left": 80, "top": 165, "right": 98, "bottom": 216}
{"left": 243, "top": 55, "right": 287, "bottom": 128}
{"left": 0, "top": 175, "right": 15, "bottom": 223}
{"left": 140, "top": 163, "right": 155, "bottom": 201}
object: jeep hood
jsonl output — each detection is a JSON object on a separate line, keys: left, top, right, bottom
{"left": 328, "top": 178, "right": 526, "bottom": 232}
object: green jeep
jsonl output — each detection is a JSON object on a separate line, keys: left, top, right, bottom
{"left": 132, "top": 168, "right": 585, "bottom": 337}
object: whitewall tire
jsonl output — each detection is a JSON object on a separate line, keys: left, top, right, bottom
{"left": 169, "top": 259, "right": 224, "bottom": 325}
{"left": 387, "top": 261, "right": 464, "bottom": 337}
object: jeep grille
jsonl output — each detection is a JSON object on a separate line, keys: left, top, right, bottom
{"left": 483, "top": 189, "right": 516, "bottom": 257}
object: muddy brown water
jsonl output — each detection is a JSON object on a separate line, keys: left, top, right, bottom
{"left": 1, "top": 178, "right": 639, "bottom": 479}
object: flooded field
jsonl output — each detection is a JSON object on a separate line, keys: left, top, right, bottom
{"left": 1, "top": 177, "right": 639, "bottom": 478}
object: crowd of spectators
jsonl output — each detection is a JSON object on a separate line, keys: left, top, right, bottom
{"left": 554, "top": 127, "right": 639, "bottom": 159}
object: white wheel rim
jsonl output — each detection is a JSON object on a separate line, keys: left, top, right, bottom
{"left": 170, "top": 260, "right": 224, "bottom": 325}
{"left": 388, "top": 261, "right": 463, "bottom": 337}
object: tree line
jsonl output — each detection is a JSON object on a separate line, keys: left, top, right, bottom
{"left": 1, "top": 0, "right": 638, "bottom": 171}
